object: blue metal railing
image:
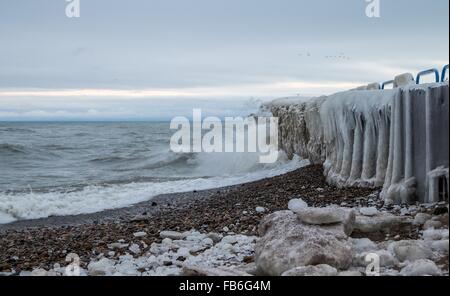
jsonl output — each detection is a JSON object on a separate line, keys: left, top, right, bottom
{"left": 416, "top": 68, "right": 440, "bottom": 84}
{"left": 381, "top": 80, "right": 394, "bottom": 90}
{"left": 349, "top": 64, "right": 448, "bottom": 92}
{"left": 375, "top": 65, "right": 449, "bottom": 90}
{"left": 441, "top": 65, "right": 449, "bottom": 82}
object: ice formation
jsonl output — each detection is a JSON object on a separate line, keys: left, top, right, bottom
{"left": 267, "top": 82, "right": 449, "bottom": 204}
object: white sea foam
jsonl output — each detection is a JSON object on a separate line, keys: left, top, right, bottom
{"left": 0, "top": 153, "right": 309, "bottom": 224}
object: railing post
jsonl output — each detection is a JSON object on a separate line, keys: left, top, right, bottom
{"left": 381, "top": 80, "right": 394, "bottom": 89}
{"left": 416, "top": 68, "right": 440, "bottom": 84}
{"left": 441, "top": 65, "right": 449, "bottom": 82}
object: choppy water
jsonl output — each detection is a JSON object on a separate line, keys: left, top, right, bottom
{"left": 0, "top": 122, "right": 306, "bottom": 224}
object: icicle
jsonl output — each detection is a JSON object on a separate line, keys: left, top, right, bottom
{"left": 361, "top": 109, "right": 378, "bottom": 183}
{"left": 349, "top": 113, "right": 364, "bottom": 184}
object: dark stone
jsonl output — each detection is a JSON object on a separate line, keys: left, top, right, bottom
{"left": 243, "top": 256, "right": 254, "bottom": 263}
{"left": 434, "top": 206, "right": 449, "bottom": 216}
{"left": 163, "top": 261, "right": 173, "bottom": 266}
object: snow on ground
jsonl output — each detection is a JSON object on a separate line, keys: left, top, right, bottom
{"left": 19, "top": 231, "right": 257, "bottom": 276}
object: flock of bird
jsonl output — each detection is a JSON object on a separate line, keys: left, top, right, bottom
{"left": 298, "top": 52, "right": 351, "bottom": 60}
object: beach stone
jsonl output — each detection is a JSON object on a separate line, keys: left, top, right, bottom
{"left": 281, "top": 264, "right": 338, "bottom": 276}
{"left": 413, "top": 213, "right": 432, "bottom": 225}
{"left": 350, "top": 238, "right": 378, "bottom": 253}
{"left": 133, "top": 231, "right": 147, "bottom": 238}
{"left": 176, "top": 247, "right": 191, "bottom": 258}
{"left": 108, "top": 242, "right": 129, "bottom": 250}
{"left": 400, "top": 259, "right": 442, "bottom": 276}
{"left": 161, "top": 238, "right": 173, "bottom": 245}
{"left": 431, "top": 214, "right": 449, "bottom": 229}
{"left": 128, "top": 244, "right": 141, "bottom": 255}
{"left": 429, "top": 240, "right": 449, "bottom": 253}
{"left": 354, "top": 213, "right": 406, "bottom": 233}
{"left": 202, "top": 238, "right": 214, "bottom": 246}
{"left": 422, "top": 229, "right": 449, "bottom": 241}
{"left": 255, "top": 211, "right": 352, "bottom": 276}
{"left": 130, "top": 215, "right": 149, "bottom": 222}
{"left": 160, "top": 231, "right": 186, "bottom": 240}
{"left": 255, "top": 206, "right": 266, "bottom": 213}
{"left": 400, "top": 208, "right": 410, "bottom": 216}
{"left": 296, "top": 206, "right": 353, "bottom": 225}
{"left": 388, "top": 240, "right": 433, "bottom": 262}
{"left": 221, "top": 235, "right": 238, "bottom": 244}
{"left": 433, "top": 206, "right": 448, "bottom": 216}
{"left": 185, "top": 232, "right": 206, "bottom": 242}
{"left": 88, "top": 258, "right": 115, "bottom": 276}
{"left": 359, "top": 207, "right": 378, "bottom": 217}
{"left": 423, "top": 220, "right": 443, "bottom": 230}
{"left": 288, "top": 198, "right": 308, "bottom": 213}
{"left": 206, "top": 232, "right": 222, "bottom": 243}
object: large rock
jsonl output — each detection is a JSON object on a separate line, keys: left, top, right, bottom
{"left": 388, "top": 240, "right": 433, "bottom": 262}
{"left": 255, "top": 211, "right": 353, "bottom": 276}
{"left": 281, "top": 264, "right": 338, "bottom": 276}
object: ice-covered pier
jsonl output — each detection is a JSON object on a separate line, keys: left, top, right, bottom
{"left": 266, "top": 67, "right": 449, "bottom": 205}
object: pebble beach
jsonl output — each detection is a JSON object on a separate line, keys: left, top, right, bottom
{"left": 0, "top": 165, "right": 448, "bottom": 276}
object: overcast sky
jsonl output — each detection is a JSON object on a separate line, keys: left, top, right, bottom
{"left": 0, "top": 0, "right": 448, "bottom": 120}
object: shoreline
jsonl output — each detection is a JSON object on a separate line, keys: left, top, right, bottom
{"left": 0, "top": 165, "right": 377, "bottom": 272}
{"left": 0, "top": 157, "right": 308, "bottom": 229}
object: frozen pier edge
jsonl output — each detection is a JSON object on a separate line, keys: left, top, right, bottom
{"left": 266, "top": 81, "right": 449, "bottom": 205}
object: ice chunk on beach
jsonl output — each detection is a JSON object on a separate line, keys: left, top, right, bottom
{"left": 423, "top": 229, "right": 449, "bottom": 241}
{"left": 351, "top": 238, "right": 378, "bottom": 253}
{"left": 359, "top": 207, "right": 378, "bottom": 217}
{"left": 133, "top": 231, "right": 147, "bottom": 238}
{"left": 255, "top": 206, "right": 266, "bottom": 213}
{"left": 400, "top": 259, "right": 442, "bottom": 276}
{"left": 88, "top": 258, "right": 115, "bottom": 276}
{"left": 288, "top": 198, "right": 308, "bottom": 213}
